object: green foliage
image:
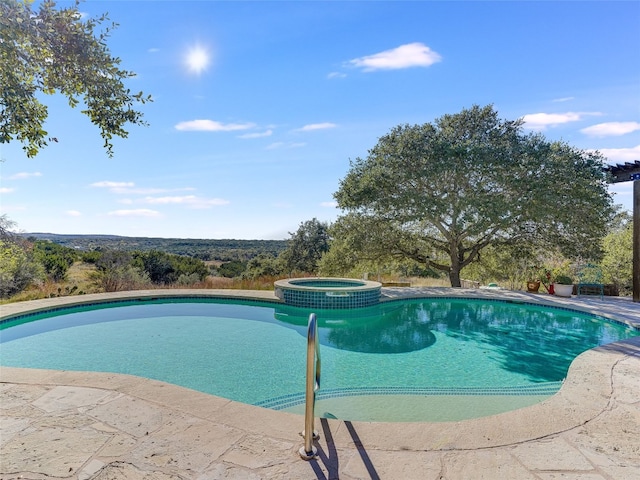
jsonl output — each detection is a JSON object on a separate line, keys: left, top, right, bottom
{"left": 176, "top": 273, "right": 201, "bottom": 286}
{"left": 333, "top": 105, "right": 614, "bottom": 287}
{"left": 134, "top": 250, "right": 174, "bottom": 284}
{"left": 95, "top": 249, "right": 133, "bottom": 271}
{"left": 461, "top": 244, "right": 532, "bottom": 289}
{"left": 547, "top": 260, "right": 575, "bottom": 284}
{"left": 133, "top": 250, "right": 209, "bottom": 284}
{"left": 601, "top": 220, "right": 632, "bottom": 294}
{"left": 318, "top": 213, "right": 386, "bottom": 276}
{"left": 49, "top": 285, "right": 79, "bottom": 297}
{"left": 554, "top": 275, "right": 573, "bottom": 285}
{"left": 0, "top": 239, "right": 44, "bottom": 297}
{"left": 80, "top": 249, "right": 102, "bottom": 264}
{"left": 0, "top": 0, "right": 151, "bottom": 157}
{"left": 280, "top": 218, "right": 331, "bottom": 274}
{"left": 242, "top": 254, "right": 284, "bottom": 279}
{"left": 32, "top": 240, "right": 77, "bottom": 281}
{"left": 169, "top": 253, "right": 209, "bottom": 282}
{"left": 318, "top": 212, "right": 446, "bottom": 279}
{"left": 23, "top": 233, "right": 288, "bottom": 261}
{"left": 217, "top": 260, "right": 247, "bottom": 278}
{"left": 91, "top": 250, "right": 149, "bottom": 291}
{"left": 89, "top": 248, "right": 208, "bottom": 289}
{"left": 0, "top": 214, "right": 17, "bottom": 240}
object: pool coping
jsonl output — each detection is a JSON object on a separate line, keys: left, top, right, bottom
{"left": 1, "top": 287, "right": 639, "bottom": 453}
{"left": 274, "top": 277, "right": 382, "bottom": 292}
{"left": 2, "top": 286, "right": 638, "bottom": 330}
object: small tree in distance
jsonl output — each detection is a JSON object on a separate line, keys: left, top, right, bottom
{"left": 280, "top": 218, "right": 331, "bottom": 275}
{"left": 333, "top": 105, "right": 614, "bottom": 287}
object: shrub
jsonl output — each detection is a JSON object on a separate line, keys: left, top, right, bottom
{"left": 0, "top": 240, "right": 44, "bottom": 298}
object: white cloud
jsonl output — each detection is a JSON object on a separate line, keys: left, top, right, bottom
{"left": 348, "top": 42, "right": 442, "bottom": 71}
{"left": 91, "top": 181, "right": 135, "bottom": 189}
{"left": 597, "top": 145, "right": 640, "bottom": 164}
{"left": 142, "top": 195, "right": 230, "bottom": 209}
{"left": 148, "top": 48, "right": 160, "bottom": 53}
{"left": 107, "top": 209, "right": 162, "bottom": 218}
{"left": 552, "top": 97, "right": 574, "bottom": 103}
{"left": 175, "top": 119, "right": 255, "bottom": 132}
{"left": 580, "top": 122, "right": 640, "bottom": 137}
{"left": 521, "top": 112, "right": 598, "bottom": 130}
{"left": 608, "top": 183, "right": 632, "bottom": 201}
{"left": 296, "top": 123, "right": 337, "bottom": 132}
{"left": 117, "top": 187, "right": 193, "bottom": 195}
{"left": 238, "top": 129, "right": 273, "bottom": 139}
{"left": 320, "top": 201, "right": 338, "bottom": 208}
{"left": 266, "top": 142, "right": 285, "bottom": 150}
{"left": 66, "top": 210, "right": 82, "bottom": 217}
{"left": 90, "top": 182, "right": 196, "bottom": 195}
{"left": 267, "top": 142, "right": 306, "bottom": 150}
{"left": 7, "top": 172, "right": 42, "bottom": 180}
{"left": 328, "top": 72, "right": 347, "bottom": 79}
{"left": 0, "top": 187, "right": 15, "bottom": 194}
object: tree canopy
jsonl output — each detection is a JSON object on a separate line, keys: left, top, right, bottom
{"left": 601, "top": 212, "right": 633, "bottom": 294}
{"left": 0, "top": 0, "right": 151, "bottom": 157}
{"left": 280, "top": 218, "right": 331, "bottom": 274}
{"left": 333, "top": 105, "right": 614, "bottom": 287}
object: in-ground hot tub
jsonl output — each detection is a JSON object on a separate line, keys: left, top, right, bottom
{"left": 274, "top": 277, "right": 382, "bottom": 309}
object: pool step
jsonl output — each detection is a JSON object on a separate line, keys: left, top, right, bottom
{"left": 255, "top": 382, "right": 563, "bottom": 410}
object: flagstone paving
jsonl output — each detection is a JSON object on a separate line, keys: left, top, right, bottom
{"left": 1, "top": 289, "right": 639, "bottom": 479}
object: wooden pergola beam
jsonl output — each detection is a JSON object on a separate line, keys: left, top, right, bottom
{"left": 606, "top": 160, "right": 640, "bottom": 302}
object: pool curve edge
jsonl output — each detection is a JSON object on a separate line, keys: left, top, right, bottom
{"left": 1, "top": 287, "right": 639, "bottom": 452}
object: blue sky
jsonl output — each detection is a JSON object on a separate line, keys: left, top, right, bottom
{"left": 1, "top": 1, "right": 639, "bottom": 240}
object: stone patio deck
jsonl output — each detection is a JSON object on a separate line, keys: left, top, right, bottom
{"left": 1, "top": 288, "right": 639, "bottom": 479}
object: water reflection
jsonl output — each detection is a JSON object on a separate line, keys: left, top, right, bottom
{"left": 274, "top": 304, "right": 436, "bottom": 353}
{"left": 407, "top": 299, "right": 621, "bottom": 382}
{"left": 275, "top": 299, "right": 638, "bottom": 381}
{"left": 3, "top": 297, "right": 637, "bottom": 385}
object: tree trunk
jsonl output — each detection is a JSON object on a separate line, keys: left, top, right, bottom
{"left": 449, "top": 268, "right": 462, "bottom": 287}
{"left": 449, "top": 240, "right": 463, "bottom": 287}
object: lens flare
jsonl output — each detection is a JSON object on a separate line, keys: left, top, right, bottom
{"left": 185, "top": 46, "right": 210, "bottom": 74}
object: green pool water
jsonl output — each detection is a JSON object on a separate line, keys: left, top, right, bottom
{"left": 1, "top": 297, "right": 637, "bottom": 422}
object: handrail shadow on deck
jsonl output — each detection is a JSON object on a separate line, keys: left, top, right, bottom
{"left": 307, "top": 418, "right": 381, "bottom": 480}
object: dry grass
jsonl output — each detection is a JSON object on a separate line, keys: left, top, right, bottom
{"left": 404, "top": 277, "right": 451, "bottom": 287}
{"left": 1, "top": 262, "right": 453, "bottom": 305}
{"left": 2, "top": 262, "right": 102, "bottom": 304}
{"left": 364, "top": 275, "right": 451, "bottom": 288}
{"left": 202, "top": 275, "right": 286, "bottom": 290}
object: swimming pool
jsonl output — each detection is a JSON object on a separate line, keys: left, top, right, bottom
{"left": 1, "top": 296, "right": 637, "bottom": 422}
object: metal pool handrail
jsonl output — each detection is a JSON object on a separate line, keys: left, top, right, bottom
{"left": 299, "top": 313, "right": 321, "bottom": 460}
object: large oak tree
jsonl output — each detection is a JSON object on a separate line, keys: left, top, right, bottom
{"left": 0, "top": 0, "right": 151, "bottom": 157}
{"left": 333, "top": 105, "right": 614, "bottom": 287}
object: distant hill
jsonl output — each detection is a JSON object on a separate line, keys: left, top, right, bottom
{"left": 23, "top": 233, "right": 288, "bottom": 262}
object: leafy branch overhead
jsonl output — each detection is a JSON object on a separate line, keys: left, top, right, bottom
{"left": 0, "top": 0, "right": 152, "bottom": 157}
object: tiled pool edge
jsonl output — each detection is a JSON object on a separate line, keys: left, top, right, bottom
{"left": 0, "top": 289, "right": 282, "bottom": 323}
{"left": 1, "top": 287, "right": 638, "bottom": 452}
{"left": 2, "top": 287, "right": 638, "bottom": 331}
